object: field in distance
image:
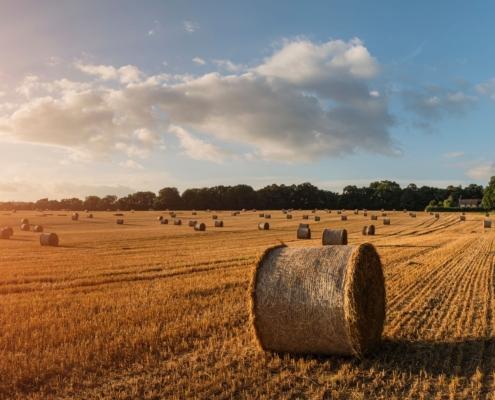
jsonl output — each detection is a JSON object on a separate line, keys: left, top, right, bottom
{"left": 0, "top": 209, "right": 494, "bottom": 399}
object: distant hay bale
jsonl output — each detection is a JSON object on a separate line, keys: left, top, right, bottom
{"left": 71, "top": 213, "right": 79, "bottom": 221}
{"left": 169, "top": 211, "right": 176, "bottom": 217}
{"left": 362, "top": 226, "right": 368, "bottom": 235}
{"left": 371, "top": 215, "right": 378, "bottom": 221}
{"left": 188, "top": 220, "right": 197, "bottom": 227}
{"left": 87, "top": 214, "right": 94, "bottom": 219}
{"left": 459, "top": 215, "right": 466, "bottom": 221}
{"left": 0, "top": 227, "right": 12, "bottom": 239}
{"left": 337, "top": 211, "right": 342, "bottom": 215}
{"left": 214, "top": 220, "right": 224, "bottom": 227}
{"left": 297, "top": 223, "right": 311, "bottom": 239}
{"left": 302, "top": 215, "right": 309, "bottom": 220}
{"left": 33, "top": 225, "right": 43, "bottom": 232}
{"left": 341, "top": 215, "right": 348, "bottom": 221}
{"left": 265, "top": 214, "right": 271, "bottom": 219}
{"left": 367, "top": 225, "right": 376, "bottom": 235}
{"left": 194, "top": 222, "right": 206, "bottom": 231}
{"left": 484, "top": 219, "right": 492, "bottom": 228}
{"left": 258, "top": 222, "right": 269, "bottom": 230}
{"left": 20, "top": 218, "right": 29, "bottom": 225}
{"left": 311, "top": 209, "right": 316, "bottom": 214}
{"left": 486, "top": 213, "right": 490, "bottom": 217}
{"left": 212, "top": 215, "right": 218, "bottom": 220}
{"left": 192, "top": 211, "right": 197, "bottom": 215}
{"left": 20, "top": 224, "right": 30, "bottom": 231}
{"left": 286, "top": 214, "right": 293, "bottom": 219}
{"left": 114, "top": 213, "right": 124, "bottom": 216}
{"left": 250, "top": 244, "right": 385, "bottom": 356}
{"left": 160, "top": 219, "right": 169, "bottom": 225}
{"left": 383, "top": 218, "right": 390, "bottom": 225}
{"left": 409, "top": 212, "right": 416, "bottom": 218}
{"left": 435, "top": 213, "right": 440, "bottom": 219}
{"left": 157, "top": 216, "right": 163, "bottom": 221}
{"left": 116, "top": 219, "right": 124, "bottom": 225}
{"left": 354, "top": 209, "right": 359, "bottom": 215}
{"left": 40, "top": 233, "right": 59, "bottom": 247}
{"left": 322, "top": 229, "right": 348, "bottom": 245}
{"left": 259, "top": 213, "right": 265, "bottom": 218}
{"left": 231, "top": 211, "right": 239, "bottom": 216}
{"left": 174, "top": 219, "right": 182, "bottom": 226}
{"left": 381, "top": 212, "right": 387, "bottom": 217}
{"left": 315, "top": 216, "right": 321, "bottom": 222}
{"left": 363, "top": 212, "right": 368, "bottom": 217}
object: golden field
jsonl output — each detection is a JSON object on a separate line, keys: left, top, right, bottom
{"left": 0, "top": 210, "right": 494, "bottom": 399}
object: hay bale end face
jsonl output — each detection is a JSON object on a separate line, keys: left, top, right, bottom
{"left": 322, "top": 229, "right": 348, "bottom": 245}
{"left": 250, "top": 244, "right": 386, "bottom": 356}
{"left": 297, "top": 224, "right": 311, "bottom": 239}
{"left": 40, "top": 233, "right": 59, "bottom": 247}
{"left": 214, "top": 220, "right": 224, "bottom": 227}
{"left": 194, "top": 222, "right": 206, "bottom": 231}
{"left": 33, "top": 225, "right": 43, "bottom": 232}
{"left": 258, "top": 222, "right": 270, "bottom": 230}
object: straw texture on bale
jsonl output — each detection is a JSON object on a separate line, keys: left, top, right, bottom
{"left": 322, "top": 229, "right": 348, "bottom": 245}
{"left": 174, "top": 219, "right": 182, "bottom": 225}
{"left": 383, "top": 218, "right": 390, "bottom": 225}
{"left": 33, "top": 225, "right": 43, "bottom": 232}
{"left": 20, "top": 224, "right": 30, "bottom": 231}
{"left": 250, "top": 244, "right": 385, "bottom": 356}
{"left": 160, "top": 219, "right": 169, "bottom": 225}
{"left": 194, "top": 222, "right": 206, "bottom": 231}
{"left": 214, "top": 220, "right": 224, "bottom": 227}
{"left": 367, "top": 225, "right": 375, "bottom": 235}
{"left": 297, "top": 224, "right": 311, "bottom": 239}
{"left": 484, "top": 219, "right": 492, "bottom": 228}
{"left": 116, "top": 219, "right": 124, "bottom": 225}
{"left": 258, "top": 222, "right": 269, "bottom": 230}
{"left": 341, "top": 215, "right": 348, "bottom": 221}
{"left": 40, "top": 233, "right": 59, "bottom": 247}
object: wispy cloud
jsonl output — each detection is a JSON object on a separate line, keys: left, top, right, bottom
{"left": 192, "top": 57, "right": 206, "bottom": 65}
{"left": 444, "top": 151, "right": 465, "bottom": 159}
{"left": 466, "top": 161, "right": 495, "bottom": 180}
{"left": 183, "top": 20, "right": 199, "bottom": 33}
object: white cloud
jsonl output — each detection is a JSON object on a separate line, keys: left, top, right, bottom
{"left": 0, "top": 38, "right": 395, "bottom": 162}
{"left": 466, "top": 162, "right": 495, "bottom": 180}
{"left": 476, "top": 78, "right": 495, "bottom": 100}
{"left": 444, "top": 151, "right": 465, "bottom": 159}
{"left": 192, "top": 57, "right": 206, "bottom": 65}
{"left": 213, "top": 59, "right": 245, "bottom": 72}
{"left": 119, "top": 159, "right": 144, "bottom": 169}
{"left": 369, "top": 90, "right": 380, "bottom": 97}
{"left": 170, "top": 125, "right": 227, "bottom": 163}
{"left": 183, "top": 20, "right": 199, "bottom": 33}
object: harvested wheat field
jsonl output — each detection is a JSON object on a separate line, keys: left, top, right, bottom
{"left": 0, "top": 210, "right": 494, "bottom": 399}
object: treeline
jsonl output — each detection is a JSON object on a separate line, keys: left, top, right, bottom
{"left": 0, "top": 180, "right": 491, "bottom": 211}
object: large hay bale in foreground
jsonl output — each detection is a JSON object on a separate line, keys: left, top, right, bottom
{"left": 297, "top": 223, "right": 311, "bottom": 239}
{"left": 322, "top": 229, "right": 348, "bottom": 245}
{"left": 214, "top": 220, "right": 224, "bottom": 227}
{"left": 484, "top": 219, "right": 492, "bottom": 228}
{"left": 20, "top": 224, "right": 30, "bottom": 231}
{"left": 40, "top": 233, "right": 59, "bottom": 247}
{"left": 194, "top": 222, "right": 206, "bottom": 231}
{"left": 250, "top": 244, "right": 385, "bottom": 356}
{"left": 258, "top": 222, "right": 269, "bottom": 230}
{"left": 33, "top": 225, "right": 43, "bottom": 232}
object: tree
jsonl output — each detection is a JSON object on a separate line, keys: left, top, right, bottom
{"left": 482, "top": 176, "right": 495, "bottom": 210}
{"left": 154, "top": 187, "right": 182, "bottom": 210}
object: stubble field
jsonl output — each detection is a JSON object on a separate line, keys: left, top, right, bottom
{"left": 0, "top": 209, "right": 494, "bottom": 399}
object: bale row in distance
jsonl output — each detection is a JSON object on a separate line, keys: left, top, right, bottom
{"left": 250, "top": 244, "right": 385, "bottom": 356}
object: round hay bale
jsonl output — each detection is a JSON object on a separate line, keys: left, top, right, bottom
{"left": 434, "top": 213, "right": 440, "bottom": 219}
{"left": 192, "top": 211, "right": 197, "bottom": 216}
{"left": 409, "top": 212, "right": 416, "bottom": 218}
{"left": 214, "top": 220, "right": 224, "bottom": 227}
{"left": 160, "top": 218, "right": 169, "bottom": 225}
{"left": 250, "top": 244, "right": 385, "bottom": 356}
{"left": 258, "top": 222, "right": 269, "bottom": 230}
{"left": 87, "top": 214, "right": 94, "bottom": 219}
{"left": 363, "top": 212, "right": 368, "bottom": 217}
{"left": 0, "top": 227, "right": 12, "bottom": 239}
{"left": 322, "top": 229, "right": 348, "bottom": 245}
{"left": 337, "top": 211, "right": 342, "bottom": 215}
{"left": 302, "top": 215, "right": 309, "bottom": 220}
{"left": 297, "top": 224, "right": 311, "bottom": 239}
{"left": 383, "top": 218, "right": 390, "bottom": 225}
{"left": 381, "top": 212, "right": 387, "bottom": 217}
{"left": 367, "top": 225, "right": 376, "bottom": 235}
{"left": 486, "top": 213, "right": 490, "bottom": 217}
{"left": 354, "top": 209, "right": 359, "bottom": 215}
{"left": 371, "top": 215, "right": 378, "bottom": 221}
{"left": 460, "top": 215, "right": 466, "bottom": 221}
{"left": 174, "top": 219, "right": 182, "bottom": 226}
{"left": 33, "top": 225, "right": 43, "bottom": 233}
{"left": 362, "top": 226, "right": 368, "bottom": 235}
{"left": 116, "top": 219, "right": 124, "bottom": 225}
{"left": 259, "top": 213, "right": 265, "bottom": 218}
{"left": 20, "top": 218, "right": 29, "bottom": 225}
{"left": 20, "top": 223, "right": 30, "bottom": 231}
{"left": 286, "top": 214, "right": 293, "bottom": 220}
{"left": 212, "top": 215, "right": 218, "bottom": 220}
{"left": 169, "top": 212, "right": 176, "bottom": 217}
{"left": 315, "top": 216, "right": 321, "bottom": 222}
{"left": 341, "top": 215, "right": 348, "bottom": 221}
{"left": 71, "top": 213, "right": 79, "bottom": 221}
{"left": 3, "top": 227, "right": 13, "bottom": 237}
{"left": 157, "top": 216, "right": 164, "bottom": 221}
{"left": 188, "top": 220, "right": 197, "bottom": 227}
{"left": 114, "top": 213, "right": 124, "bottom": 216}
{"left": 40, "top": 233, "right": 59, "bottom": 247}
{"left": 484, "top": 219, "right": 492, "bottom": 228}
{"left": 194, "top": 222, "right": 206, "bottom": 231}
{"left": 265, "top": 214, "right": 271, "bottom": 219}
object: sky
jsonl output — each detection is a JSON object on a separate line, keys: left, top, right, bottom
{"left": 1, "top": 0, "right": 495, "bottom": 201}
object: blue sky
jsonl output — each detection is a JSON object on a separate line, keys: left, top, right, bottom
{"left": 1, "top": 0, "right": 495, "bottom": 200}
